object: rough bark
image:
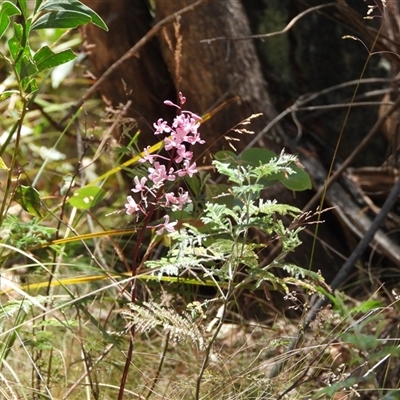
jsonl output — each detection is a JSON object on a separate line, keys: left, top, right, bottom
{"left": 81, "top": 0, "right": 175, "bottom": 138}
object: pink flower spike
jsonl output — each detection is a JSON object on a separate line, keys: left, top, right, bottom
{"left": 155, "top": 215, "right": 178, "bottom": 235}
{"left": 164, "top": 100, "right": 181, "bottom": 109}
{"left": 153, "top": 118, "right": 171, "bottom": 135}
{"left": 125, "top": 196, "right": 140, "bottom": 215}
{"left": 132, "top": 176, "right": 147, "bottom": 193}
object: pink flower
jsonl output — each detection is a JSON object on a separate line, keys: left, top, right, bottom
{"left": 148, "top": 162, "right": 176, "bottom": 186}
{"left": 132, "top": 176, "right": 147, "bottom": 193}
{"left": 154, "top": 215, "right": 178, "bottom": 235}
{"left": 174, "top": 145, "right": 193, "bottom": 163}
{"left": 164, "top": 100, "right": 180, "bottom": 109}
{"left": 185, "top": 131, "right": 205, "bottom": 145}
{"left": 164, "top": 192, "right": 179, "bottom": 207}
{"left": 176, "top": 190, "right": 191, "bottom": 209}
{"left": 139, "top": 146, "right": 157, "bottom": 164}
{"left": 177, "top": 160, "right": 198, "bottom": 177}
{"left": 164, "top": 190, "right": 191, "bottom": 210}
{"left": 124, "top": 94, "right": 203, "bottom": 217}
{"left": 179, "top": 92, "right": 186, "bottom": 105}
{"left": 153, "top": 118, "right": 171, "bottom": 135}
{"left": 125, "top": 196, "right": 140, "bottom": 215}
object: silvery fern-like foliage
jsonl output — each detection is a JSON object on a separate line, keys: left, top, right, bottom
{"left": 122, "top": 302, "right": 207, "bottom": 350}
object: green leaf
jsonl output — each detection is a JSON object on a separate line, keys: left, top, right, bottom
{"left": 18, "top": 53, "right": 39, "bottom": 94}
{"left": 37, "top": 0, "right": 108, "bottom": 31}
{"left": 14, "top": 185, "right": 43, "bottom": 217}
{"left": 21, "top": 76, "right": 38, "bottom": 94}
{"left": 0, "top": 1, "right": 21, "bottom": 39}
{"left": 7, "top": 23, "right": 23, "bottom": 60}
{"left": 31, "top": 10, "right": 91, "bottom": 30}
{"left": 20, "top": 53, "right": 38, "bottom": 79}
{"left": 241, "top": 148, "right": 277, "bottom": 166}
{"left": 67, "top": 186, "right": 106, "bottom": 210}
{"left": 33, "top": 46, "right": 76, "bottom": 72}
{"left": 280, "top": 164, "right": 312, "bottom": 191}
{"left": 258, "top": 201, "right": 301, "bottom": 216}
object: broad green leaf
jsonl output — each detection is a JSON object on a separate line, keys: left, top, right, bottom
{"left": 184, "top": 174, "right": 202, "bottom": 197}
{"left": 18, "top": 53, "right": 39, "bottom": 94}
{"left": 37, "top": 0, "right": 108, "bottom": 31}
{"left": 0, "top": 90, "right": 19, "bottom": 101}
{"left": 7, "top": 23, "right": 23, "bottom": 60}
{"left": 14, "top": 185, "right": 42, "bottom": 217}
{"left": 205, "top": 183, "right": 233, "bottom": 207}
{"left": 20, "top": 53, "right": 38, "bottom": 79}
{"left": 31, "top": 10, "right": 91, "bottom": 30}
{"left": 68, "top": 186, "right": 106, "bottom": 210}
{"left": 280, "top": 164, "right": 312, "bottom": 191}
{"left": 0, "top": 1, "right": 21, "bottom": 39}
{"left": 241, "top": 148, "right": 276, "bottom": 166}
{"left": 33, "top": 46, "right": 76, "bottom": 72}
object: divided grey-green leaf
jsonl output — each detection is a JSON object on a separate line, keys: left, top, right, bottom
{"left": 0, "top": 1, "right": 21, "bottom": 40}
{"left": 36, "top": 0, "right": 108, "bottom": 31}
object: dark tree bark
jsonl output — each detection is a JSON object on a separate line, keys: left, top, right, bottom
{"left": 81, "top": 0, "right": 176, "bottom": 138}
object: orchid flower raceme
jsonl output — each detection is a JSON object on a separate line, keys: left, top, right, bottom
{"left": 125, "top": 93, "right": 204, "bottom": 235}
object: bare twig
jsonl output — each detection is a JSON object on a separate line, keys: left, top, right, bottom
{"left": 200, "top": 3, "right": 340, "bottom": 44}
